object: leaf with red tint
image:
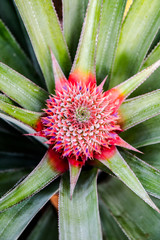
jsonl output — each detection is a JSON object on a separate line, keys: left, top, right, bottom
{"left": 51, "top": 50, "right": 68, "bottom": 92}
{"left": 108, "top": 132, "right": 141, "bottom": 153}
{"left": 94, "top": 146, "right": 116, "bottom": 161}
{"left": 69, "top": 160, "right": 82, "bottom": 198}
{"left": 48, "top": 148, "right": 69, "bottom": 173}
{"left": 68, "top": 69, "right": 96, "bottom": 87}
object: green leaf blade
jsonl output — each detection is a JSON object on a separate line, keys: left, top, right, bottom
{"left": 120, "top": 115, "right": 160, "bottom": 148}
{"left": 27, "top": 207, "right": 58, "bottom": 240}
{"left": 0, "top": 169, "right": 30, "bottom": 197}
{"left": 96, "top": 0, "right": 127, "bottom": 86}
{"left": 59, "top": 169, "right": 102, "bottom": 240}
{"left": 98, "top": 178, "right": 160, "bottom": 240}
{"left": 72, "top": 0, "right": 102, "bottom": 75}
{"left": 0, "top": 100, "right": 42, "bottom": 129}
{"left": 119, "top": 90, "right": 160, "bottom": 130}
{"left": 0, "top": 150, "right": 66, "bottom": 211}
{"left": 27, "top": 206, "right": 58, "bottom": 240}
{"left": 96, "top": 148, "right": 159, "bottom": 212}
{"left": 131, "top": 42, "right": 160, "bottom": 97}
{"left": 121, "top": 150, "right": 160, "bottom": 200}
{"left": 110, "top": 0, "right": 160, "bottom": 88}
{"left": 0, "top": 63, "right": 48, "bottom": 111}
{"left": 15, "top": 0, "right": 71, "bottom": 93}
{"left": 99, "top": 199, "right": 128, "bottom": 240}
{"left": 63, "top": 0, "right": 89, "bottom": 60}
{"left": 115, "top": 60, "right": 160, "bottom": 98}
{"left": 0, "top": 20, "right": 41, "bottom": 85}
{"left": 0, "top": 180, "right": 59, "bottom": 240}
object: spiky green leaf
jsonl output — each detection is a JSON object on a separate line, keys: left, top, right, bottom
{"left": 0, "top": 20, "right": 41, "bottom": 85}
{"left": 59, "top": 169, "right": 102, "bottom": 240}
{"left": 98, "top": 178, "right": 160, "bottom": 240}
{"left": 63, "top": 0, "right": 88, "bottom": 60}
{"left": 0, "top": 180, "right": 59, "bottom": 240}
{"left": 0, "top": 150, "right": 66, "bottom": 211}
{"left": 0, "top": 63, "right": 48, "bottom": 111}
{"left": 96, "top": 0, "right": 127, "bottom": 86}
{"left": 120, "top": 115, "right": 160, "bottom": 148}
{"left": 121, "top": 150, "right": 160, "bottom": 199}
{"left": 99, "top": 198, "right": 128, "bottom": 240}
{"left": 115, "top": 60, "right": 160, "bottom": 98}
{"left": 0, "top": 169, "right": 30, "bottom": 196}
{"left": 96, "top": 148, "right": 159, "bottom": 212}
{"left": 0, "top": 0, "right": 30, "bottom": 55}
{"left": 0, "top": 100, "right": 42, "bottom": 129}
{"left": 15, "top": 0, "right": 71, "bottom": 92}
{"left": 69, "top": 163, "right": 82, "bottom": 198}
{"left": 110, "top": 0, "right": 160, "bottom": 88}
{"left": 138, "top": 144, "right": 160, "bottom": 171}
{"left": 119, "top": 89, "right": 160, "bottom": 130}
{"left": 27, "top": 206, "right": 58, "bottom": 240}
{"left": 132, "top": 42, "right": 160, "bottom": 97}
{"left": 72, "top": 0, "right": 102, "bottom": 74}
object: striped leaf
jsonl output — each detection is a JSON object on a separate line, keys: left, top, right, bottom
{"left": 59, "top": 169, "right": 102, "bottom": 240}
{"left": 110, "top": 0, "right": 160, "bottom": 88}
{"left": 15, "top": 0, "right": 71, "bottom": 93}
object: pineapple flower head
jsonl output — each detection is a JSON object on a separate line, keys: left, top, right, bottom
{"left": 34, "top": 52, "right": 139, "bottom": 168}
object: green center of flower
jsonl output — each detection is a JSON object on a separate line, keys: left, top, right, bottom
{"left": 75, "top": 107, "right": 90, "bottom": 122}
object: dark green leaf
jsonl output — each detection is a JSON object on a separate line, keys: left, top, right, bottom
{"left": 0, "top": 150, "right": 63, "bottom": 211}
{"left": 72, "top": 0, "right": 102, "bottom": 75}
{"left": 27, "top": 206, "right": 58, "bottom": 240}
{"left": 0, "top": 0, "right": 30, "bottom": 55}
{"left": 0, "top": 180, "right": 59, "bottom": 240}
{"left": 121, "top": 150, "right": 160, "bottom": 199}
{"left": 0, "top": 169, "right": 30, "bottom": 196}
{"left": 0, "top": 100, "right": 42, "bottom": 129}
{"left": 115, "top": 60, "right": 160, "bottom": 98}
{"left": 0, "top": 130, "right": 45, "bottom": 155}
{"left": 99, "top": 198, "right": 128, "bottom": 240}
{"left": 136, "top": 144, "right": 160, "bottom": 171}
{"left": 0, "top": 20, "right": 41, "bottom": 85}
{"left": 96, "top": 148, "right": 159, "bottom": 212}
{"left": 131, "top": 42, "right": 160, "bottom": 97}
{"left": 0, "top": 152, "right": 39, "bottom": 170}
{"left": 98, "top": 178, "right": 160, "bottom": 240}
{"left": 120, "top": 115, "right": 160, "bottom": 148}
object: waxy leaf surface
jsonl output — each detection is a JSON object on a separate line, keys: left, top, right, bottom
{"left": 110, "top": 0, "right": 160, "bottom": 87}
{"left": 63, "top": 0, "right": 88, "bottom": 60}
{"left": 96, "top": 148, "right": 159, "bottom": 212}
{"left": 119, "top": 90, "right": 160, "bottom": 130}
{"left": 0, "top": 180, "right": 59, "bottom": 240}
{"left": 15, "top": 0, "right": 71, "bottom": 93}
{"left": 98, "top": 178, "right": 160, "bottom": 240}
{"left": 96, "top": 0, "right": 127, "bottom": 86}
{"left": 59, "top": 169, "right": 102, "bottom": 240}
{"left": 0, "top": 150, "right": 66, "bottom": 211}
{"left": 0, "top": 63, "right": 48, "bottom": 111}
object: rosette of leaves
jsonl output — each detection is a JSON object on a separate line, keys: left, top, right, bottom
{"left": 0, "top": 0, "right": 160, "bottom": 239}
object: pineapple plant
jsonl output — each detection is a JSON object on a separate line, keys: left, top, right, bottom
{"left": 0, "top": 0, "right": 160, "bottom": 239}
